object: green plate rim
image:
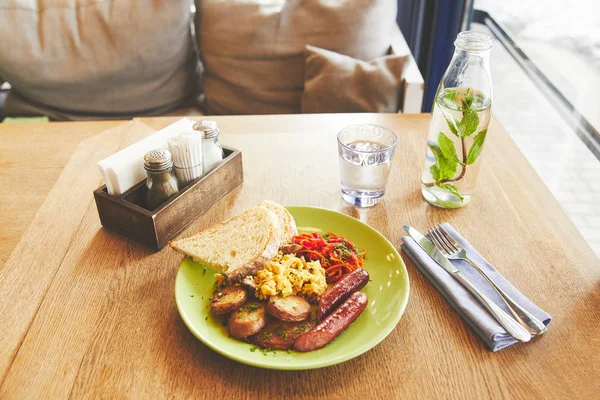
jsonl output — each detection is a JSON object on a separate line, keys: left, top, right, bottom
{"left": 174, "top": 205, "right": 410, "bottom": 370}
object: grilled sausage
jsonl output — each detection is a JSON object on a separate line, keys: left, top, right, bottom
{"left": 279, "top": 244, "right": 303, "bottom": 254}
{"left": 265, "top": 295, "right": 311, "bottom": 322}
{"left": 240, "top": 276, "right": 257, "bottom": 293}
{"left": 294, "top": 291, "right": 368, "bottom": 352}
{"left": 249, "top": 320, "right": 315, "bottom": 350}
{"left": 317, "top": 268, "right": 369, "bottom": 320}
{"left": 210, "top": 286, "right": 247, "bottom": 315}
{"left": 227, "top": 302, "right": 267, "bottom": 339}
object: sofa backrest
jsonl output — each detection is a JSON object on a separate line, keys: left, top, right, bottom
{"left": 0, "top": 0, "right": 200, "bottom": 120}
{"left": 197, "top": 0, "right": 399, "bottom": 115}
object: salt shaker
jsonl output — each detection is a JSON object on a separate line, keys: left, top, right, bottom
{"left": 144, "top": 149, "right": 180, "bottom": 210}
{"left": 193, "top": 120, "right": 223, "bottom": 172}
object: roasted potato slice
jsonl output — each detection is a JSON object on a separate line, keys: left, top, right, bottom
{"left": 210, "top": 286, "right": 247, "bottom": 316}
{"left": 227, "top": 302, "right": 267, "bottom": 339}
{"left": 265, "top": 295, "right": 311, "bottom": 322}
{"left": 249, "top": 320, "right": 315, "bottom": 350}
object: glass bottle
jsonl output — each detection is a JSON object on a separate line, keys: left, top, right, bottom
{"left": 144, "top": 149, "right": 180, "bottom": 210}
{"left": 421, "top": 31, "right": 493, "bottom": 208}
{"left": 193, "top": 120, "right": 223, "bottom": 173}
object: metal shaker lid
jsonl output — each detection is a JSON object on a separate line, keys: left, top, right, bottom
{"left": 192, "top": 120, "right": 219, "bottom": 139}
{"left": 144, "top": 149, "right": 174, "bottom": 173}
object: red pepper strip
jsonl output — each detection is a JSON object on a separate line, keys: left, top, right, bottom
{"left": 297, "top": 249, "right": 323, "bottom": 261}
{"left": 300, "top": 239, "right": 316, "bottom": 249}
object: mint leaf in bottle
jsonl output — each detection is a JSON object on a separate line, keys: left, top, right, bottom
{"left": 438, "top": 183, "right": 464, "bottom": 200}
{"left": 438, "top": 132, "right": 460, "bottom": 165}
{"left": 427, "top": 142, "right": 458, "bottom": 181}
{"left": 466, "top": 129, "right": 487, "bottom": 165}
{"left": 458, "top": 108, "right": 479, "bottom": 137}
{"left": 444, "top": 115, "right": 460, "bottom": 137}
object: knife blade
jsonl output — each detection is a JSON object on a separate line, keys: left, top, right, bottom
{"left": 403, "top": 225, "right": 459, "bottom": 274}
{"left": 403, "top": 225, "right": 531, "bottom": 342}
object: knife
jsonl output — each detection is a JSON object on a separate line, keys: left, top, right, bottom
{"left": 403, "top": 225, "right": 531, "bottom": 342}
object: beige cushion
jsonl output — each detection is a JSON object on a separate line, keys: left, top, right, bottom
{"left": 198, "top": 0, "right": 397, "bottom": 115}
{"left": 302, "top": 45, "right": 410, "bottom": 113}
{"left": 0, "top": 0, "right": 200, "bottom": 120}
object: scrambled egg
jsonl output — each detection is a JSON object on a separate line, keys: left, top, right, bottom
{"left": 254, "top": 252, "right": 327, "bottom": 300}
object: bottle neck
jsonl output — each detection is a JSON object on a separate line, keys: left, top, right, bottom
{"left": 453, "top": 47, "right": 490, "bottom": 64}
{"left": 441, "top": 46, "right": 493, "bottom": 102}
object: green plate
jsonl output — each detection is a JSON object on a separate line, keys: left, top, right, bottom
{"left": 174, "top": 206, "right": 409, "bottom": 370}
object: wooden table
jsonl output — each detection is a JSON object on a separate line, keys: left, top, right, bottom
{"left": 1, "top": 114, "right": 598, "bottom": 399}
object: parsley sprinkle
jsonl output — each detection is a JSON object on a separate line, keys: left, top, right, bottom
{"left": 250, "top": 347, "right": 257, "bottom": 352}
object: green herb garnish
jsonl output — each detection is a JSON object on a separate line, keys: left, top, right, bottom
{"left": 424, "top": 88, "right": 488, "bottom": 200}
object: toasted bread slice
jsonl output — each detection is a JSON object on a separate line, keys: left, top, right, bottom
{"left": 169, "top": 206, "right": 281, "bottom": 282}
{"left": 259, "top": 200, "right": 298, "bottom": 244}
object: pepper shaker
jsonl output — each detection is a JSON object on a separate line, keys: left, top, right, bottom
{"left": 144, "top": 149, "right": 180, "bottom": 210}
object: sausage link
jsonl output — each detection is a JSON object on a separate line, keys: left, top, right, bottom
{"left": 294, "top": 291, "right": 368, "bottom": 352}
{"left": 317, "top": 268, "right": 369, "bottom": 320}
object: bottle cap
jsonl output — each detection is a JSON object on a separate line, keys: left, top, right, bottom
{"left": 144, "top": 149, "right": 174, "bottom": 173}
{"left": 192, "top": 120, "right": 219, "bottom": 139}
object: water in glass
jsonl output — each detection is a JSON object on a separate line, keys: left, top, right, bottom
{"left": 338, "top": 125, "right": 397, "bottom": 207}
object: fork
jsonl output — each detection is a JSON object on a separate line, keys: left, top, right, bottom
{"left": 428, "top": 225, "right": 547, "bottom": 336}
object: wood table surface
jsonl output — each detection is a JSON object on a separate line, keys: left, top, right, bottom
{"left": 0, "top": 114, "right": 598, "bottom": 399}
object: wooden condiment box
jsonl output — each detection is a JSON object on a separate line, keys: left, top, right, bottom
{"left": 94, "top": 146, "right": 243, "bottom": 250}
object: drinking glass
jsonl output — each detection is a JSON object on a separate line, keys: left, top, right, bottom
{"left": 337, "top": 124, "right": 397, "bottom": 207}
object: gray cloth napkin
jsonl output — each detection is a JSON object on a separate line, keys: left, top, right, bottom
{"left": 401, "top": 223, "right": 551, "bottom": 351}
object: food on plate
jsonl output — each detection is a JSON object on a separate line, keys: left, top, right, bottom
{"left": 294, "top": 291, "right": 368, "bottom": 352}
{"left": 249, "top": 320, "right": 315, "bottom": 350}
{"left": 169, "top": 205, "right": 282, "bottom": 283}
{"left": 254, "top": 253, "right": 327, "bottom": 300}
{"left": 279, "top": 243, "right": 303, "bottom": 254}
{"left": 259, "top": 200, "right": 298, "bottom": 244}
{"left": 172, "top": 201, "right": 371, "bottom": 353}
{"left": 265, "top": 295, "right": 312, "bottom": 322}
{"left": 240, "top": 276, "right": 257, "bottom": 292}
{"left": 227, "top": 302, "right": 267, "bottom": 339}
{"left": 209, "top": 286, "right": 247, "bottom": 316}
{"left": 293, "top": 232, "right": 366, "bottom": 283}
{"left": 317, "top": 268, "right": 370, "bottom": 320}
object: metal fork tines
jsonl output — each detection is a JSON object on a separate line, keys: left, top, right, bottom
{"left": 428, "top": 224, "right": 547, "bottom": 336}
